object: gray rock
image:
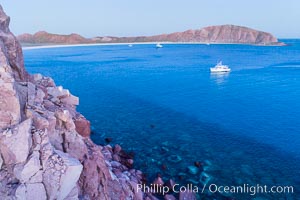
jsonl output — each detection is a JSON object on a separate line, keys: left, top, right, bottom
{"left": 47, "top": 86, "right": 69, "bottom": 99}
{"left": 0, "top": 119, "right": 32, "bottom": 165}
{"left": 61, "top": 94, "right": 79, "bottom": 106}
{"left": 43, "top": 150, "right": 83, "bottom": 200}
{"left": 14, "top": 151, "right": 41, "bottom": 183}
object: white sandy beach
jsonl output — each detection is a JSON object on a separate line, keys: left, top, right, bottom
{"left": 21, "top": 42, "right": 213, "bottom": 50}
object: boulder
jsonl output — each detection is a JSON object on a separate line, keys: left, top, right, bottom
{"left": 33, "top": 114, "right": 49, "bottom": 130}
{"left": 113, "top": 144, "right": 122, "bottom": 154}
{"left": 47, "top": 86, "right": 69, "bottom": 99}
{"left": 61, "top": 94, "right": 79, "bottom": 106}
{"left": 74, "top": 115, "right": 91, "bottom": 137}
{"left": 0, "top": 119, "right": 32, "bottom": 165}
{"left": 56, "top": 150, "right": 82, "bottom": 200}
{"left": 34, "top": 88, "right": 45, "bottom": 103}
{"left": 43, "top": 150, "right": 82, "bottom": 200}
{"left": 14, "top": 151, "right": 41, "bottom": 183}
{"left": 32, "top": 73, "right": 43, "bottom": 82}
{"left": 55, "top": 109, "right": 70, "bottom": 122}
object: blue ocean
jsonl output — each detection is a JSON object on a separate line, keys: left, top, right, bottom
{"left": 24, "top": 41, "right": 300, "bottom": 199}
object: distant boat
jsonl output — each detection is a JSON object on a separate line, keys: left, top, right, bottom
{"left": 206, "top": 43, "right": 210, "bottom": 46}
{"left": 128, "top": 44, "right": 133, "bottom": 47}
{"left": 156, "top": 43, "right": 163, "bottom": 48}
{"left": 210, "top": 61, "right": 231, "bottom": 72}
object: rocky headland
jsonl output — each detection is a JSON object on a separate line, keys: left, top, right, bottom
{"left": 18, "top": 25, "right": 285, "bottom": 46}
{"left": 18, "top": 32, "right": 91, "bottom": 45}
{"left": 1, "top": 5, "right": 201, "bottom": 200}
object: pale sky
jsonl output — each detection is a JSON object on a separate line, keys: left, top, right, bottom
{"left": 1, "top": 0, "right": 299, "bottom": 38}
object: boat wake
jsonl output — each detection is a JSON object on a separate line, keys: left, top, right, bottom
{"left": 269, "top": 62, "right": 300, "bottom": 68}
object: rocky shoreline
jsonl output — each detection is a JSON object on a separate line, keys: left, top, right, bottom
{"left": 0, "top": 5, "right": 203, "bottom": 200}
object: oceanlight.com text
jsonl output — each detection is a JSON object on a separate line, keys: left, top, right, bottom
{"left": 207, "top": 183, "right": 294, "bottom": 196}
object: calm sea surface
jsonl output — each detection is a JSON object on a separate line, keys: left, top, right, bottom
{"left": 24, "top": 41, "right": 300, "bottom": 199}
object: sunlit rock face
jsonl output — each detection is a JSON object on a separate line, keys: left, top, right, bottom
{"left": 0, "top": 5, "right": 144, "bottom": 200}
{"left": 155, "top": 24, "right": 280, "bottom": 44}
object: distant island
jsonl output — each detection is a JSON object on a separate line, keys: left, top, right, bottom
{"left": 18, "top": 25, "right": 285, "bottom": 46}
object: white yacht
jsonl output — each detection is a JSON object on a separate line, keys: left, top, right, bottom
{"left": 128, "top": 44, "right": 133, "bottom": 47}
{"left": 156, "top": 43, "right": 163, "bottom": 48}
{"left": 210, "top": 61, "right": 231, "bottom": 72}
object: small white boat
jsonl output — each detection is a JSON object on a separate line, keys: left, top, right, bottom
{"left": 128, "top": 44, "right": 133, "bottom": 47}
{"left": 210, "top": 61, "right": 231, "bottom": 72}
{"left": 156, "top": 43, "right": 163, "bottom": 48}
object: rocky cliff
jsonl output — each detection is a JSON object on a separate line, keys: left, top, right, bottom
{"left": 18, "top": 25, "right": 284, "bottom": 46}
{"left": 0, "top": 5, "right": 147, "bottom": 200}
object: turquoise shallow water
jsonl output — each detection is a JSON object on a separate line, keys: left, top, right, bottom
{"left": 24, "top": 41, "right": 300, "bottom": 199}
